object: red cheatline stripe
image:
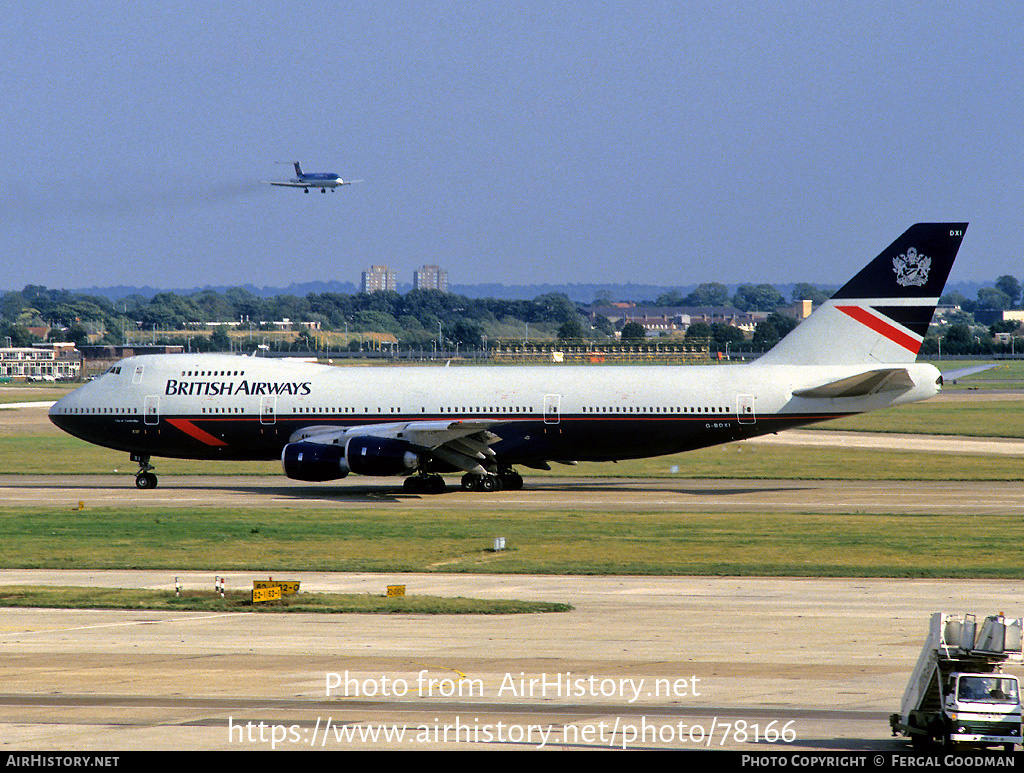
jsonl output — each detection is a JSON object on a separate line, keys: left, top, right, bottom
{"left": 836, "top": 305, "right": 921, "bottom": 354}
{"left": 166, "top": 418, "right": 229, "bottom": 446}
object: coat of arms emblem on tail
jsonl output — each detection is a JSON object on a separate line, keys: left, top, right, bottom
{"left": 893, "top": 247, "right": 931, "bottom": 287}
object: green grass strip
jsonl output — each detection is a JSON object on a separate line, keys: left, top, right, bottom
{"left": 2, "top": 506, "right": 1020, "bottom": 578}
{"left": 0, "top": 586, "right": 571, "bottom": 614}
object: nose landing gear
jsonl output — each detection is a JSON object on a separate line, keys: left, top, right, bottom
{"left": 131, "top": 453, "right": 158, "bottom": 489}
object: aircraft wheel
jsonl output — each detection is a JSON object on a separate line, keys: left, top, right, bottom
{"left": 501, "top": 472, "right": 523, "bottom": 491}
{"left": 461, "top": 473, "right": 477, "bottom": 491}
{"left": 135, "top": 472, "right": 158, "bottom": 489}
{"left": 405, "top": 476, "right": 447, "bottom": 494}
{"left": 479, "top": 475, "right": 500, "bottom": 493}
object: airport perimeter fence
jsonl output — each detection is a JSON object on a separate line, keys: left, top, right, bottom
{"left": 487, "top": 339, "right": 722, "bottom": 364}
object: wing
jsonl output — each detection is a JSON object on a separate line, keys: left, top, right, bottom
{"left": 268, "top": 181, "right": 308, "bottom": 187}
{"left": 290, "top": 419, "right": 503, "bottom": 475}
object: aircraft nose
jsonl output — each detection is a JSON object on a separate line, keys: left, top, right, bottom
{"left": 48, "top": 394, "right": 68, "bottom": 428}
{"left": 47, "top": 388, "right": 95, "bottom": 442}
{"left": 49, "top": 393, "right": 70, "bottom": 423}
{"left": 49, "top": 388, "right": 86, "bottom": 428}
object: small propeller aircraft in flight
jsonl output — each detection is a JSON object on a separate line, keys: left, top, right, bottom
{"left": 269, "top": 162, "right": 360, "bottom": 193}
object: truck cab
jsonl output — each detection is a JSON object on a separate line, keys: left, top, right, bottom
{"left": 941, "top": 673, "right": 1022, "bottom": 747}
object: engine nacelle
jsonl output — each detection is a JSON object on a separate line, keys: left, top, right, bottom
{"left": 346, "top": 436, "right": 419, "bottom": 476}
{"left": 281, "top": 442, "right": 350, "bottom": 482}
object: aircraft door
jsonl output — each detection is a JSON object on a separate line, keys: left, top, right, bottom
{"left": 737, "top": 394, "right": 756, "bottom": 425}
{"left": 543, "top": 394, "right": 560, "bottom": 425}
{"left": 260, "top": 395, "right": 277, "bottom": 425}
{"left": 144, "top": 395, "right": 160, "bottom": 426}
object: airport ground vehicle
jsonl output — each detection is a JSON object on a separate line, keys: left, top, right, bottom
{"left": 890, "top": 612, "right": 1022, "bottom": 750}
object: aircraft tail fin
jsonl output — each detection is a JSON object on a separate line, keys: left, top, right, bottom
{"left": 756, "top": 223, "right": 968, "bottom": 367}
{"left": 293, "top": 161, "right": 304, "bottom": 178}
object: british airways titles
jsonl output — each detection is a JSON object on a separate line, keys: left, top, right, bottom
{"left": 164, "top": 379, "right": 313, "bottom": 397}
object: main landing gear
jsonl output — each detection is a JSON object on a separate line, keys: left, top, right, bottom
{"left": 401, "top": 469, "right": 525, "bottom": 495}
{"left": 403, "top": 473, "right": 446, "bottom": 494}
{"left": 460, "top": 469, "right": 523, "bottom": 492}
{"left": 132, "top": 453, "right": 158, "bottom": 489}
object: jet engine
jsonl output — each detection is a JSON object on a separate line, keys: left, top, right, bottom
{"left": 281, "top": 436, "right": 420, "bottom": 481}
{"left": 281, "top": 442, "right": 350, "bottom": 481}
{"left": 345, "top": 436, "right": 419, "bottom": 476}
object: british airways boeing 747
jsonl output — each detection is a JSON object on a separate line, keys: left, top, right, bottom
{"left": 49, "top": 223, "right": 968, "bottom": 492}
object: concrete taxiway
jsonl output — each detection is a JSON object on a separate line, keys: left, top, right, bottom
{"left": 1, "top": 572, "right": 1022, "bottom": 751}
{"left": 1, "top": 474, "right": 1022, "bottom": 517}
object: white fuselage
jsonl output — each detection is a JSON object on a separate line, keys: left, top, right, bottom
{"left": 49, "top": 354, "right": 941, "bottom": 465}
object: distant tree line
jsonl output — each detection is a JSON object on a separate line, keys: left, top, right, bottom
{"left": 651, "top": 282, "right": 833, "bottom": 312}
{"left": 0, "top": 285, "right": 593, "bottom": 351}
{"left": 2, "top": 272, "right": 1020, "bottom": 356}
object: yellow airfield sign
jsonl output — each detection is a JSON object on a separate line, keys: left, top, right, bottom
{"left": 253, "top": 580, "right": 300, "bottom": 595}
{"left": 251, "top": 586, "right": 282, "bottom": 604}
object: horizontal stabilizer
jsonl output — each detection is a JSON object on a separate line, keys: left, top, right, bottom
{"left": 793, "top": 368, "right": 915, "bottom": 399}
{"left": 939, "top": 364, "right": 998, "bottom": 383}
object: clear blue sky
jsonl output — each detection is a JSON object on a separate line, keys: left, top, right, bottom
{"left": 1, "top": 1, "right": 1021, "bottom": 294}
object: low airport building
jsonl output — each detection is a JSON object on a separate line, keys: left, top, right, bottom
{"left": 0, "top": 343, "right": 81, "bottom": 381}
